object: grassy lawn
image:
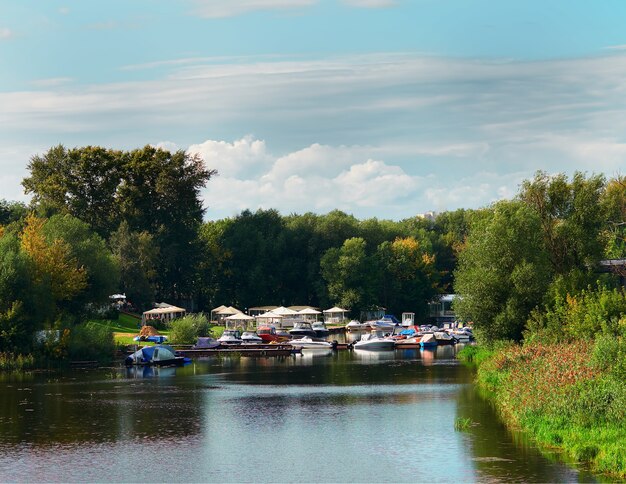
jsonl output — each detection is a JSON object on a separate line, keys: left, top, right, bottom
{"left": 89, "top": 314, "right": 225, "bottom": 345}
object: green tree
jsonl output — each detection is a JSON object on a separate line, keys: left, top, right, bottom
{"left": 376, "top": 237, "right": 439, "bottom": 317}
{"left": 321, "top": 237, "right": 377, "bottom": 311}
{"left": 454, "top": 201, "right": 552, "bottom": 342}
{"left": 109, "top": 221, "right": 158, "bottom": 310}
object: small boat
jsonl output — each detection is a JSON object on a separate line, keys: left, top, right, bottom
{"left": 133, "top": 335, "right": 168, "bottom": 343}
{"left": 192, "top": 337, "right": 220, "bottom": 349}
{"left": 394, "top": 336, "right": 422, "bottom": 347}
{"left": 289, "top": 321, "right": 317, "bottom": 338}
{"left": 125, "top": 344, "right": 188, "bottom": 366}
{"left": 311, "top": 321, "right": 330, "bottom": 338}
{"left": 371, "top": 315, "right": 400, "bottom": 331}
{"left": 346, "top": 320, "right": 369, "bottom": 331}
{"left": 288, "top": 336, "right": 333, "bottom": 349}
{"left": 451, "top": 328, "right": 473, "bottom": 343}
{"left": 257, "top": 326, "right": 290, "bottom": 343}
{"left": 434, "top": 331, "right": 456, "bottom": 345}
{"left": 353, "top": 332, "right": 396, "bottom": 350}
{"left": 241, "top": 331, "right": 263, "bottom": 344}
{"left": 420, "top": 333, "right": 438, "bottom": 348}
{"left": 217, "top": 329, "right": 243, "bottom": 345}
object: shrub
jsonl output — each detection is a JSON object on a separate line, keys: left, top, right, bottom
{"left": 67, "top": 321, "right": 115, "bottom": 363}
{"left": 168, "top": 317, "right": 198, "bottom": 344}
{"left": 0, "top": 352, "right": 35, "bottom": 371}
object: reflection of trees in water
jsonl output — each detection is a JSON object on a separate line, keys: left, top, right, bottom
{"left": 454, "top": 384, "right": 592, "bottom": 482}
{"left": 0, "top": 370, "right": 202, "bottom": 446}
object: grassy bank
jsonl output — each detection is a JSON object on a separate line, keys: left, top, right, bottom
{"left": 458, "top": 341, "right": 626, "bottom": 478}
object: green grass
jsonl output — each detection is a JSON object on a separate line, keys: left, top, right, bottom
{"left": 454, "top": 417, "right": 473, "bottom": 431}
{"left": 470, "top": 341, "right": 626, "bottom": 479}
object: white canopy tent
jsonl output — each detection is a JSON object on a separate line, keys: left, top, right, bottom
{"left": 255, "top": 311, "right": 285, "bottom": 328}
{"left": 298, "top": 307, "right": 322, "bottom": 322}
{"left": 273, "top": 306, "right": 298, "bottom": 315}
{"left": 323, "top": 306, "right": 349, "bottom": 324}
{"left": 224, "top": 313, "right": 256, "bottom": 329}
{"left": 142, "top": 305, "right": 186, "bottom": 325}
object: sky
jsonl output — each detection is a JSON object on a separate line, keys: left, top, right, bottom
{"left": 2, "top": 0, "right": 626, "bottom": 220}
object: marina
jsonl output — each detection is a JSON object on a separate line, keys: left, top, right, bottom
{"left": 0, "top": 347, "right": 598, "bottom": 483}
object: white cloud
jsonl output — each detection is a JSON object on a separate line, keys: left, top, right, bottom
{"left": 0, "top": 28, "right": 13, "bottom": 40}
{"left": 188, "top": 136, "right": 273, "bottom": 178}
{"left": 29, "top": 77, "right": 73, "bottom": 88}
{"left": 189, "top": 0, "right": 317, "bottom": 18}
{"left": 341, "top": 0, "right": 397, "bottom": 7}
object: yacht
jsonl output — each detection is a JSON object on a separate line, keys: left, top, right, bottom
{"left": 311, "top": 321, "right": 330, "bottom": 338}
{"left": 217, "top": 329, "right": 243, "bottom": 345}
{"left": 288, "top": 336, "right": 333, "bottom": 349}
{"left": 289, "top": 321, "right": 317, "bottom": 338}
{"left": 241, "top": 332, "right": 263, "bottom": 344}
{"left": 353, "top": 331, "right": 396, "bottom": 350}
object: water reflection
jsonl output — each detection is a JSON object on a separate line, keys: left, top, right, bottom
{"left": 0, "top": 350, "right": 600, "bottom": 483}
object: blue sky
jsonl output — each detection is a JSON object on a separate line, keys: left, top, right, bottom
{"left": 2, "top": 0, "right": 626, "bottom": 219}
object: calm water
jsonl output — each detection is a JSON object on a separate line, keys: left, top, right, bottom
{"left": 0, "top": 346, "right": 599, "bottom": 483}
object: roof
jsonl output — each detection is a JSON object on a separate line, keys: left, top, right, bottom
{"left": 143, "top": 306, "right": 186, "bottom": 315}
{"left": 211, "top": 305, "right": 228, "bottom": 313}
{"left": 288, "top": 305, "right": 320, "bottom": 311}
{"left": 298, "top": 308, "right": 321, "bottom": 315}
{"left": 225, "top": 313, "right": 255, "bottom": 320}
{"left": 249, "top": 305, "right": 278, "bottom": 311}
{"left": 216, "top": 306, "right": 242, "bottom": 315}
{"left": 273, "top": 306, "right": 298, "bottom": 315}
{"left": 323, "top": 306, "right": 348, "bottom": 313}
{"left": 256, "top": 311, "right": 284, "bottom": 319}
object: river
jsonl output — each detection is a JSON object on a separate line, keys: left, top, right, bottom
{"left": 0, "top": 346, "right": 599, "bottom": 483}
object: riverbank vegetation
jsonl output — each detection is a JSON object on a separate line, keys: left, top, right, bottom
{"left": 454, "top": 172, "right": 626, "bottom": 477}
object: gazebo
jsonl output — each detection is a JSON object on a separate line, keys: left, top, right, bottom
{"left": 323, "top": 306, "right": 349, "bottom": 324}
{"left": 298, "top": 307, "right": 321, "bottom": 322}
{"left": 255, "top": 311, "right": 284, "bottom": 328}
{"left": 142, "top": 305, "right": 186, "bottom": 325}
{"left": 224, "top": 313, "right": 256, "bottom": 330}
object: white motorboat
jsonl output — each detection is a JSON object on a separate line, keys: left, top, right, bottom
{"left": 434, "top": 331, "right": 456, "bottom": 345}
{"left": 420, "top": 332, "right": 438, "bottom": 348}
{"left": 288, "top": 336, "right": 333, "bottom": 349}
{"left": 371, "top": 316, "right": 400, "bottom": 331}
{"left": 241, "top": 331, "right": 263, "bottom": 344}
{"left": 346, "top": 320, "right": 369, "bottom": 331}
{"left": 451, "top": 327, "right": 474, "bottom": 343}
{"left": 353, "top": 332, "right": 396, "bottom": 350}
{"left": 217, "top": 329, "right": 243, "bottom": 345}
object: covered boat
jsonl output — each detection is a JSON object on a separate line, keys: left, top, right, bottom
{"left": 257, "top": 325, "right": 290, "bottom": 343}
{"left": 125, "top": 345, "right": 188, "bottom": 366}
{"left": 345, "top": 320, "right": 369, "bottom": 331}
{"left": 192, "top": 337, "right": 220, "bottom": 349}
{"left": 434, "top": 331, "right": 456, "bottom": 345}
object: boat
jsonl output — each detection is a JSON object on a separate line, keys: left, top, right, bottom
{"left": 371, "top": 315, "right": 400, "bottom": 331}
{"left": 192, "top": 336, "right": 220, "bottom": 349}
{"left": 289, "top": 321, "right": 317, "bottom": 338}
{"left": 420, "top": 333, "right": 438, "bottom": 348}
{"left": 345, "top": 320, "right": 369, "bottom": 331}
{"left": 133, "top": 335, "right": 168, "bottom": 343}
{"left": 401, "top": 312, "right": 415, "bottom": 327}
{"left": 257, "top": 325, "right": 290, "bottom": 343}
{"left": 241, "top": 331, "right": 263, "bottom": 344}
{"left": 125, "top": 344, "right": 189, "bottom": 366}
{"left": 217, "top": 329, "right": 243, "bottom": 345}
{"left": 451, "top": 328, "right": 473, "bottom": 343}
{"left": 434, "top": 331, "right": 456, "bottom": 345}
{"left": 288, "top": 336, "right": 333, "bottom": 349}
{"left": 394, "top": 336, "right": 422, "bottom": 347}
{"left": 353, "top": 331, "right": 396, "bottom": 350}
{"left": 311, "top": 321, "right": 330, "bottom": 338}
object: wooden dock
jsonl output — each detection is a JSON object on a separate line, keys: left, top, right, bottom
{"left": 177, "top": 344, "right": 298, "bottom": 357}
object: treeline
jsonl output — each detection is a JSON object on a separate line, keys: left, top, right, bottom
{"left": 0, "top": 144, "right": 467, "bottom": 354}
{"left": 454, "top": 171, "right": 626, "bottom": 343}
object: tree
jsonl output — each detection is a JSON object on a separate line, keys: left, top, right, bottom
{"left": 454, "top": 201, "right": 552, "bottom": 342}
{"left": 321, "top": 237, "right": 377, "bottom": 311}
{"left": 0, "top": 233, "right": 34, "bottom": 353}
{"left": 376, "top": 237, "right": 439, "bottom": 317}
{"left": 109, "top": 221, "right": 159, "bottom": 310}
{"left": 519, "top": 171, "right": 606, "bottom": 274}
